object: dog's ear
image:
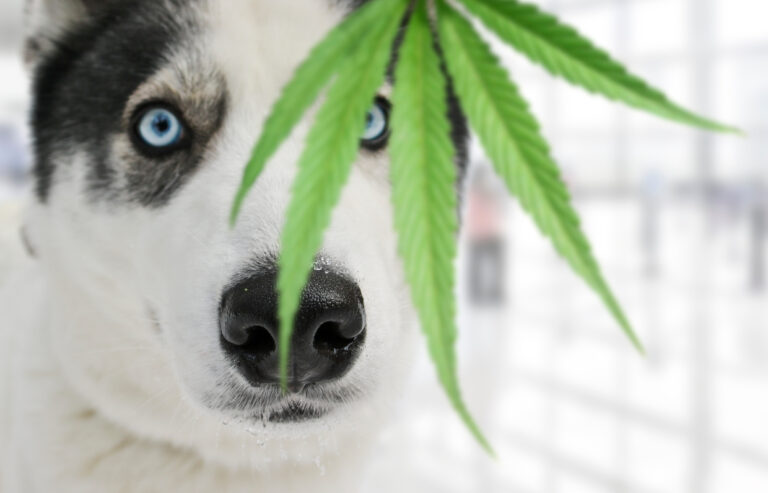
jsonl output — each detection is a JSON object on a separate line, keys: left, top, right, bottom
{"left": 23, "top": 0, "right": 120, "bottom": 67}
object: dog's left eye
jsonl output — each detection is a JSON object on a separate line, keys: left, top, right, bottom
{"left": 132, "top": 105, "right": 187, "bottom": 155}
{"left": 361, "top": 98, "right": 390, "bottom": 150}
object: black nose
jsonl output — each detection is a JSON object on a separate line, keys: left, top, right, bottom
{"left": 219, "top": 263, "right": 366, "bottom": 392}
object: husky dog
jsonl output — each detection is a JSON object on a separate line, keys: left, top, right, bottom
{"left": 0, "top": 1, "right": 468, "bottom": 491}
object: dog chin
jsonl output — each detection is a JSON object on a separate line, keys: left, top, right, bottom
{"left": 262, "top": 401, "right": 329, "bottom": 423}
{"left": 220, "top": 400, "right": 331, "bottom": 428}
{"left": 207, "top": 383, "right": 361, "bottom": 426}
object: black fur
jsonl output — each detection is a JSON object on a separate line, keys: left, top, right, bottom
{"left": 31, "top": 0, "right": 226, "bottom": 206}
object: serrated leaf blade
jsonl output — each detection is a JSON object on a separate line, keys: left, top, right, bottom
{"left": 277, "top": 0, "right": 409, "bottom": 386}
{"left": 457, "top": 0, "right": 738, "bottom": 133}
{"left": 230, "top": 0, "right": 403, "bottom": 224}
{"left": 390, "top": 0, "right": 494, "bottom": 455}
{"left": 438, "top": 0, "right": 644, "bottom": 352}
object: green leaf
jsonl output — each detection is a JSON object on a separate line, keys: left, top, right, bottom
{"left": 437, "top": 0, "right": 644, "bottom": 352}
{"left": 456, "top": 0, "right": 739, "bottom": 133}
{"left": 230, "top": 0, "right": 403, "bottom": 225}
{"left": 390, "top": 0, "right": 494, "bottom": 455}
{"left": 277, "top": 0, "right": 409, "bottom": 385}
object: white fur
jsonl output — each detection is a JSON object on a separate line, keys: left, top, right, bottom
{"left": 2, "top": 1, "right": 421, "bottom": 491}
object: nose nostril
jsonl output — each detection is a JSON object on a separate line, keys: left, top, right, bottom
{"left": 240, "top": 326, "right": 276, "bottom": 355}
{"left": 221, "top": 263, "right": 366, "bottom": 387}
{"left": 313, "top": 321, "right": 360, "bottom": 354}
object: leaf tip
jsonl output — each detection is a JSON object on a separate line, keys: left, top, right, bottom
{"left": 478, "top": 435, "right": 497, "bottom": 458}
{"left": 229, "top": 202, "right": 241, "bottom": 228}
{"left": 230, "top": 184, "right": 250, "bottom": 228}
{"left": 618, "top": 318, "right": 646, "bottom": 356}
{"left": 711, "top": 122, "right": 745, "bottom": 136}
{"left": 629, "top": 330, "right": 647, "bottom": 356}
{"left": 470, "top": 424, "right": 496, "bottom": 458}
{"left": 731, "top": 126, "right": 748, "bottom": 138}
{"left": 277, "top": 328, "right": 291, "bottom": 391}
{"left": 454, "top": 400, "right": 496, "bottom": 457}
{"left": 278, "top": 356, "right": 290, "bottom": 393}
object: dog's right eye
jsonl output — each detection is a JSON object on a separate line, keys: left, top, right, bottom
{"left": 131, "top": 104, "right": 189, "bottom": 156}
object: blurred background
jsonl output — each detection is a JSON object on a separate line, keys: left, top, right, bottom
{"left": 1, "top": 0, "right": 766, "bottom": 492}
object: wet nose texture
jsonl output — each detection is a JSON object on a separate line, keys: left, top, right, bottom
{"left": 219, "top": 263, "right": 366, "bottom": 392}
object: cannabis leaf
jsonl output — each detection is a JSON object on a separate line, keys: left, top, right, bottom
{"left": 275, "top": 0, "right": 409, "bottom": 384}
{"left": 456, "top": 0, "right": 740, "bottom": 133}
{"left": 391, "top": 0, "right": 493, "bottom": 453}
{"left": 230, "top": 0, "right": 409, "bottom": 224}
{"left": 437, "top": 0, "right": 641, "bottom": 350}
{"left": 230, "top": 0, "right": 737, "bottom": 452}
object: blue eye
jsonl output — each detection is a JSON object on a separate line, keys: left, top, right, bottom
{"left": 361, "top": 99, "right": 390, "bottom": 148}
{"left": 135, "top": 106, "right": 184, "bottom": 152}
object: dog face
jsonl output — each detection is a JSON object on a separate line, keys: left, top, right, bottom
{"left": 24, "top": 0, "right": 467, "bottom": 464}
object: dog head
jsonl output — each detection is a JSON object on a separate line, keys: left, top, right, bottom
{"left": 23, "top": 0, "right": 468, "bottom": 467}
